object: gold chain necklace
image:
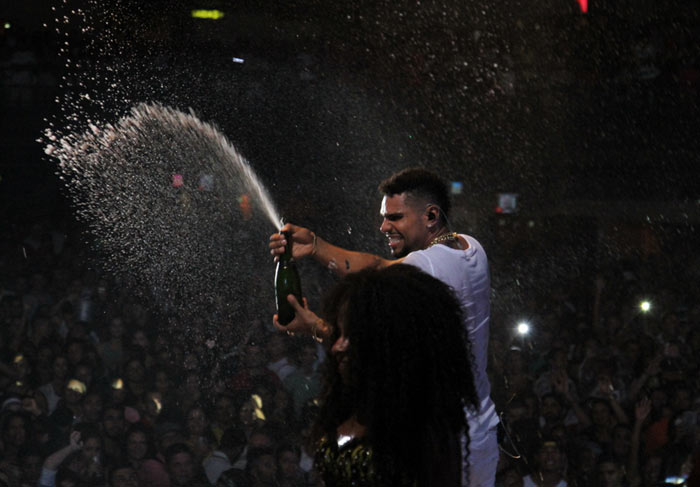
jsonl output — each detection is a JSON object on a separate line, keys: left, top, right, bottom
{"left": 428, "top": 232, "right": 459, "bottom": 248}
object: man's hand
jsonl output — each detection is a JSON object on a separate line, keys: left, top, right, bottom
{"left": 69, "top": 430, "right": 83, "bottom": 452}
{"left": 269, "top": 223, "right": 315, "bottom": 261}
{"left": 273, "top": 295, "right": 320, "bottom": 337}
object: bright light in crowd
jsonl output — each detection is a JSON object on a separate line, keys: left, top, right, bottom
{"left": 517, "top": 322, "right": 530, "bottom": 335}
{"left": 577, "top": 0, "right": 588, "bottom": 13}
{"left": 232, "top": 57, "right": 245, "bottom": 64}
{"left": 191, "top": 9, "right": 225, "bottom": 20}
{"left": 640, "top": 300, "right": 651, "bottom": 313}
{"left": 4, "top": 23, "right": 10, "bottom": 29}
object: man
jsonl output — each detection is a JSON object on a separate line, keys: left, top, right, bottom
{"left": 522, "top": 439, "right": 568, "bottom": 487}
{"left": 202, "top": 427, "right": 247, "bottom": 485}
{"left": 596, "top": 457, "right": 627, "bottom": 487}
{"left": 107, "top": 465, "right": 138, "bottom": 487}
{"left": 165, "top": 443, "right": 207, "bottom": 487}
{"left": 269, "top": 167, "right": 499, "bottom": 487}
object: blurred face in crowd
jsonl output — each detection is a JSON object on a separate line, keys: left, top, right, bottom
{"left": 12, "top": 354, "right": 30, "bottom": 379}
{"left": 154, "top": 370, "right": 172, "bottom": 394}
{"left": 186, "top": 407, "right": 207, "bottom": 437}
{"left": 550, "top": 349, "right": 568, "bottom": 371}
{"left": 75, "top": 364, "right": 93, "bottom": 388}
{"left": 183, "top": 373, "right": 200, "bottom": 396}
{"left": 53, "top": 356, "right": 69, "bottom": 380}
{"left": 66, "top": 342, "right": 84, "bottom": 366}
{"left": 214, "top": 396, "right": 234, "bottom": 427}
{"left": 82, "top": 392, "right": 103, "bottom": 423}
{"left": 3, "top": 415, "right": 27, "bottom": 448}
{"left": 612, "top": 425, "right": 631, "bottom": 458}
{"left": 32, "top": 317, "right": 51, "bottom": 340}
{"left": 299, "top": 344, "right": 318, "bottom": 371}
{"left": 541, "top": 395, "right": 563, "bottom": 422}
{"left": 244, "top": 341, "right": 266, "bottom": 369}
{"left": 126, "top": 431, "right": 148, "bottom": 461}
{"left": 81, "top": 436, "right": 102, "bottom": 462}
{"left": 251, "top": 453, "right": 276, "bottom": 485}
{"left": 131, "top": 329, "right": 149, "bottom": 349}
{"left": 537, "top": 442, "right": 563, "bottom": 473}
{"left": 182, "top": 353, "right": 199, "bottom": 372}
{"left": 110, "top": 466, "right": 138, "bottom": 487}
{"left": 37, "top": 345, "right": 54, "bottom": 367}
{"left": 591, "top": 401, "right": 612, "bottom": 427}
{"left": 167, "top": 451, "right": 195, "bottom": 486}
{"left": 266, "top": 334, "right": 287, "bottom": 360}
{"left": 277, "top": 449, "right": 301, "bottom": 480}
{"left": 125, "top": 359, "right": 145, "bottom": 383}
{"left": 102, "top": 407, "right": 124, "bottom": 439}
{"left": 598, "top": 461, "right": 624, "bottom": 487}
{"left": 239, "top": 400, "right": 257, "bottom": 426}
{"left": 249, "top": 431, "right": 273, "bottom": 449}
{"left": 109, "top": 318, "right": 125, "bottom": 339}
{"left": 650, "top": 389, "right": 668, "bottom": 413}
{"left": 64, "top": 381, "right": 85, "bottom": 407}
{"left": 671, "top": 388, "right": 692, "bottom": 412}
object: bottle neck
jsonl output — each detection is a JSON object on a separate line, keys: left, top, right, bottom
{"left": 281, "top": 231, "right": 293, "bottom": 263}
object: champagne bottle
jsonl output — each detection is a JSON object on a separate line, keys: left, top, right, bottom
{"left": 275, "top": 231, "right": 303, "bottom": 325}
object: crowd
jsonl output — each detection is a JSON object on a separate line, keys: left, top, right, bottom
{"left": 1, "top": 215, "right": 699, "bottom": 487}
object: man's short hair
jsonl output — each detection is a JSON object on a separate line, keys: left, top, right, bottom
{"left": 378, "top": 167, "right": 451, "bottom": 219}
{"left": 164, "top": 442, "right": 193, "bottom": 464}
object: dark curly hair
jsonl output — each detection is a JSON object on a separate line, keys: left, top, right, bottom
{"left": 314, "top": 264, "right": 477, "bottom": 486}
{"left": 378, "top": 167, "right": 451, "bottom": 222}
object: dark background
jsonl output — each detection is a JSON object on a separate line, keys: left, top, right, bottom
{"left": 1, "top": 0, "right": 699, "bottom": 303}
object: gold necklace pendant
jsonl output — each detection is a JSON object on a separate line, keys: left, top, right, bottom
{"left": 428, "top": 232, "right": 459, "bottom": 248}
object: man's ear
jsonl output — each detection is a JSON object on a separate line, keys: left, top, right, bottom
{"left": 425, "top": 206, "right": 440, "bottom": 226}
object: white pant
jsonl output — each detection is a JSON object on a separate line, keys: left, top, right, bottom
{"left": 463, "top": 425, "right": 499, "bottom": 487}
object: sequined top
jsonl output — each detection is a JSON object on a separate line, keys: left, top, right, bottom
{"left": 315, "top": 436, "right": 415, "bottom": 487}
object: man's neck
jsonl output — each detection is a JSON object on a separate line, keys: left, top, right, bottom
{"left": 536, "top": 471, "right": 564, "bottom": 487}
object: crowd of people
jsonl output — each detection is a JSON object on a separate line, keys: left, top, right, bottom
{"left": 2, "top": 173, "right": 700, "bottom": 487}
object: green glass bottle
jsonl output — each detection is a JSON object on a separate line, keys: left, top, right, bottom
{"left": 275, "top": 231, "right": 303, "bottom": 325}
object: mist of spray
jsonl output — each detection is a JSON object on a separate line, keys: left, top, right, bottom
{"left": 45, "top": 102, "right": 282, "bottom": 320}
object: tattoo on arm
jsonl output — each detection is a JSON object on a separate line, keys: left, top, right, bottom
{"left": 345, "top": 260, "right": 350, "bottom": 270}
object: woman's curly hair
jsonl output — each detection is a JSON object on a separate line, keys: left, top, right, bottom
{"left": 313, "top": 264, "right": 478, "bottom": 486}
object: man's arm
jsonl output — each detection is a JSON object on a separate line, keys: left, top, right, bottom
{"left": 270, "top": 223, "right": 399, "bottom": 277}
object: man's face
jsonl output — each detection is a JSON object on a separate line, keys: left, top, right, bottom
{"left": 379, "top": 193, "right": 429, "bottom": 257}
{"left": 126, "top": 431, "right": 148, "bottom": 460}
{"left": 110, "top": 466, "right": 138, "bottom": 487}
{"left": 598, "top": 461, "right": 623, "bottom": 487}
{"left": 168, "top": 452, "right": 194, "bottom": 486}
{"left": 82, "top": 437, "right": 101, "bottom": 462}
{"left": 252, "top": 453, "right": 277, "bottom": 485}
{"left": 278, "top": 450, "right": 300, "bottom": 479}
{"left": 102, "top": 408, "right": 125, "bottom": 438}
{"left": 5, "top": 416, "right": 26, "bottom": 447}
{"left": 541, "top": 396, "right": 563, "bottom": 421}
{"left": 537, "top": 443, "right": 562, "bottom": 473}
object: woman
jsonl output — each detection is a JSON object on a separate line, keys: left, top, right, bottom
{"left": 300, "top": 265, "right": 478, "bottom": 486}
